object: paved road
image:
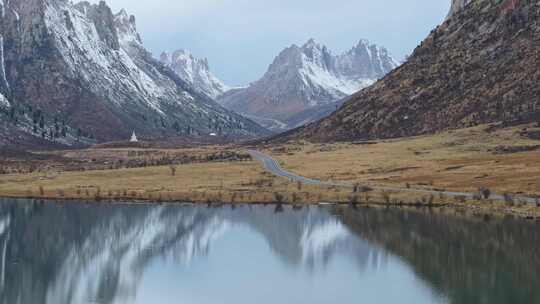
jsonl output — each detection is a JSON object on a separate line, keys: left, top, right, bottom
{"left": 248, "top": 150, "right": 539, "bottom": 205}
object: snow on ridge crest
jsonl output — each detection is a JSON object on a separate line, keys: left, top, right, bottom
{"left": 43, "top": 1, "right": 166, "bottom": 113}
{"left": 114, "top": 8, "right": 142, "bottom": 46}
{"left": 293, "top": 38, "right": 398, "bottom": 98}
{"left": 160, "top": 48, "right": 231, "bottom": 99}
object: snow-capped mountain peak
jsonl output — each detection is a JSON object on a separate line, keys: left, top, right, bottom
{"left": 114, "top": 9, "right": 142, "bottom": 46}
{"left": 160, "top": 49, "right": 230, "bottom": 99}
{"left": 217, "top": 38, "right": 399, "bottom": 131}
{"left": 301, "top": 38, "right": 323, "bottom": 51}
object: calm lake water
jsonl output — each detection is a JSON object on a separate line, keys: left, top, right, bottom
{"left": 0, "top": 199, "right": 538, "bottom": 304}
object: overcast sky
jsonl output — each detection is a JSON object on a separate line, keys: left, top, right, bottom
{"left": 90, "top": 0, "right": 450, "bottom": 86}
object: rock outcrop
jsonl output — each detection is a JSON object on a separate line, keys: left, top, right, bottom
{"left": 447, "top": 0, "right": 474, "bottom": 18}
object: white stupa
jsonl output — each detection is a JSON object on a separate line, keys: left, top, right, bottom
{"left": 130, "top": 131, "right": 138, "bottom": 142}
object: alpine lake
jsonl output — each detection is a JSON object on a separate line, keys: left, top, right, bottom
{"left": 0, "top": 198, "right": 538, "bottom": 304}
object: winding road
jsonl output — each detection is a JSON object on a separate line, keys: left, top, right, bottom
{"left": 248, "top": 150, "right": 539, "bottom": 205}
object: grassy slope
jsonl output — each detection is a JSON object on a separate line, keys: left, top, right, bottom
{"left": 266, "top": 123, "right": 540, "bottom": 197}
{"left": 0, "top": 146, "right": 354, "bottom": 205}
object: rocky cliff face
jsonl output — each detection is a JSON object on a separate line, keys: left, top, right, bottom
{"left": 160, "top": 49, "right": 230, "bottom": 99}
{"left": 278, "top": 0, "right": 540, "bottom": 142}
{"left": 447, "top": 0, "right": 473, "bottom": 18}
{"left": 0, "top": 0, "right": 265, "bottom": 148}
{"left": 218, "top": 39, "right": 398, "bottom": 131}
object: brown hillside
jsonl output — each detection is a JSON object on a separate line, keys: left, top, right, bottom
{"left": 281, "top": 0, "right": 540, "bottom": 142}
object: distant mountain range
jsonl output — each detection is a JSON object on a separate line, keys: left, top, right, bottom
{"left": 217, "top": 39, "right": 399, "bottom": 131}
{"left": 276, "top": 0, "right": 540, "bottom": 142}
{"left": 0, "top": 0, "right": 266, "bottom": 148}
{"left": 4, "top": 0, "right": 528, "bottom": 148}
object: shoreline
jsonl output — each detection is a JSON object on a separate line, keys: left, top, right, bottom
{"left": 1, "top": 194, "right": 538, "bottom": 221}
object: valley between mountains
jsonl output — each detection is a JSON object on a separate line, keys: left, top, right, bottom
{"left": 0, "top": 0, "right": 539, "bottom": 218}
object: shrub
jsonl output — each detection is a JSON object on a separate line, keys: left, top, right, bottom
{"left": 479, "top": 187, "right": 491, "bottom": 199}
{"left": 169, "top": 166, "right": 177, "bottom": 176}
{"left": 503, "top": 193, "right": 514, "bottom": 206}
{"left": 381, "top": 191, "right": 391, "bottom": 204}
{"left": 95, "top": 187, "right": 102, "bottom": 201}
{"left": 364, "top": 193, "right": 371, "bottom": 203}
{"left": 455, "top": 195, "right": 467, "bottom": 203}
{"left": 274, "top": 192, "right": 284, "bottom": 203}
{"left": 428, "top": 194, "right": 435, "bottom": 205}
{"left": 358, "top": 186, "right": 374, "bottom": 193}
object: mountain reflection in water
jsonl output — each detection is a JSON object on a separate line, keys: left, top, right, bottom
{"left": 0, "top": 199, "right": 537, "bottom": 304}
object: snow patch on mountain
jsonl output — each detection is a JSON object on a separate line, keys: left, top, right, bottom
{"left": 160, "top": 49, "right": 230, "bottom": 99}
{"left": 0, "top": 93, "right": 9, "bottom": 108}
{"left": 299, "top": 55, "right": 375, "bottom": 99}
{"left": 0, "top": 36, "right": 9, "bottom": 92}
{"left": 295, "top": 38, "right": 397, "bottom": 104}
{"left": 114, "top": 9, "right": 142, "bottom": 46}
{"left": 43, "top": 2, "right": 167, "bottom": 114}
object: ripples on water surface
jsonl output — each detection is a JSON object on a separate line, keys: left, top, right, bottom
{"left": 0, "top": 199, "right": 538, "bottom": 304}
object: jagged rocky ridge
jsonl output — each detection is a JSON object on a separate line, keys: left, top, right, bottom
{"left": 277, "top": 0, "right": 540, "bottom": 142}
{"left": 0, "top": 0, "right": 266, "bottom": 148}
{"left": 160, "top": 49, "right": 230, "bottom": 100}
{"left": 218, "top": 39, "right": 398, "bottom": 131}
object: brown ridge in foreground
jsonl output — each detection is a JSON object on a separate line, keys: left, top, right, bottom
{"left": 276, "top": 0, "right": 540, "bottom": 143}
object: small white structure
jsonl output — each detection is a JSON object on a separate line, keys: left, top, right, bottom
{"left": 209, "top": 133, "right": 217, "bottom": 137}
{"left": 130, "top": 131, "right": 138, "bottom": 142}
